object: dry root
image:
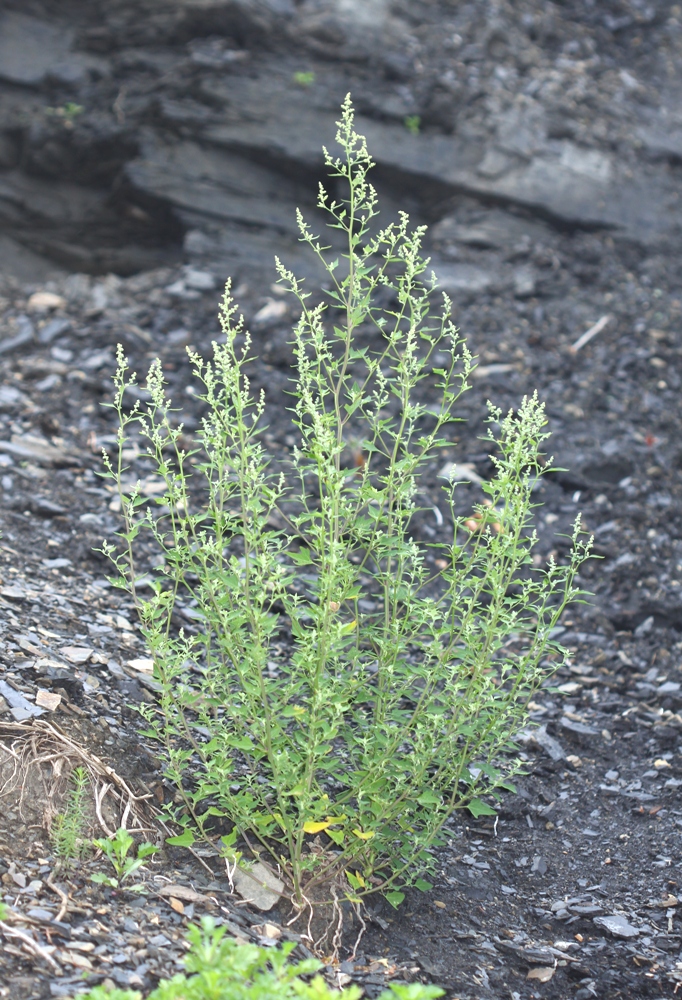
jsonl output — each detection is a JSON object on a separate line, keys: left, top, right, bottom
{"left": 284, "top": 871, "right": 367, "bottom": 962}
{"left": 0, "top": 717, "right": 155, "bottom": 839}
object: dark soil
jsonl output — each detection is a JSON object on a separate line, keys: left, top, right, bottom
{"left": 1, "top": 2, "right": 682, "bottom": 999}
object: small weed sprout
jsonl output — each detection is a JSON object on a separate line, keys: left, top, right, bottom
{"left": 103, "top": 96, "right": 591, "bottom": 911}
{"left": 51, "top": 766, "right": 90, "bottom": 868}
{"left": 91, "top": 828, "right": 158, "bottom": 891}
{"left": 45, "top": 102, "right": 84, "bottom": 128}
{"left": 293, "top": 71, "right": 316, "bottom": 86}
{"left": 404, "top": 114, "right": 421, "bottom": 135}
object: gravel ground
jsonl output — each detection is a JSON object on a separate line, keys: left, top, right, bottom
{"left": 1, "top": 2, "right": 682, "bottom": 999}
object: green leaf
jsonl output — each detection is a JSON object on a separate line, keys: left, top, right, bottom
{"left": 166, "top": 830, "right": 195, "bottom": 847}
{"left": 136, "top": 843, "right": 159, "bottom": 860}
{"left": 385, "top": 890, "right": 405, "bottom": 909}
{"left": 414, "top": 878, "right": 433, "bottom": 892}
{"left": 467, "top": 799, "right": 497, "bottom": 818}
{"left": 290, "top": 548, "right": 313, "bottom": 565}
{"left": 91, "top": 872, "right": 118, "bottom": 888}
{"left": 417, "top": 790, "right": 441, "bottom": 806}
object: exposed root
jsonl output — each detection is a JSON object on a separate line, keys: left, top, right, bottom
{"left": 321, "top": 886, "right": 344, "bottom": 961}
{"left": 0, "top": 718, "right": 156, "bottom": 837}
{"left": 347, "top": 899, "right": 366, "bottom": 961}
{"left": 0, "top": 919, "right": 61, "bottom": 971}
{"left": 45, "top": 870, "right": 69, "bottom": 923}
{"left": 285, "top": 875, "right": 365, "bottom": 963}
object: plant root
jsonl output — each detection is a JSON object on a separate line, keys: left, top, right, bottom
{"left": 0, "top": 718, "right": 156, "bottom": 838}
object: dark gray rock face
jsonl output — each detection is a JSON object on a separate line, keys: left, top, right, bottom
{"left": 0, "top": 11, "right": 106, "bottom": 87}
{"left": 0, "top": 0, "right": 682, "bottom": 278}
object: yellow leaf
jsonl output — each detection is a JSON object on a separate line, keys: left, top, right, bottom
{"left": 352, "top": 828, "right": 375, "bottom": 840}
{"left": 303, "top": 821, "right": 331, "bottom": 834}
{"left": 168, "top": 896, "right": 185, "bottom": 914}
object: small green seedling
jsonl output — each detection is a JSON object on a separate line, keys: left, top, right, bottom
{"left": 404, "top": 114, "right": 421, "bottom": 135}
{"left": 293, "top": 71, "right": 315, "bottom": 86}
{"left": 91, "top": 827, "right": 158, "bottom": 891}
{"left": 46, "top": 102, "right": 84, "bottom": 124}
{"left": 51, "top": 766, "right": 90, "bottom": 868}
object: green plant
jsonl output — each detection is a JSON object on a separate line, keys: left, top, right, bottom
{"left": 73, "top": 917, "right": 443, "bottom": 1000}
{"left": 91, "top": 827, "right": 158, "bottom": 890}
{"left": 293, "top": 71, "right": 315, "bottom": 86}
{"left": 103, "top": 96, "right": 590, "bottom": 912}
{"left": 403, "top": 115, "right": 420, "bottom": 136}
{"left": 46, "top": 102, "right": 84, "bottom": 124}
{"left": 51, "top": 766, "right": 90, "bottom": 867}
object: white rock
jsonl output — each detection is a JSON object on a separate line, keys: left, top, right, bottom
{"left": 233, "top": 861, "right": 284, "bottom": 911}
{"left": 27, "top": 291, "right": 66, "bottom": 312}
{"left": 253, "top": 299, "right": 288, "bottom": 327}
{"left": 126, "top": 657, "right": 154, "bottom": 674}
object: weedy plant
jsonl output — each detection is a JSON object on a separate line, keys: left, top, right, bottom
{"left": 91, "top": 827, "right": 158, "bottom": 891}
{"left": 103, "top": 96, "right": 590, "bottom": 916}
{"left": 403, "top": 115, "right": 421, "bottom": 136}
{"left": 73, "top": 916, "right": 444, "bottom": 1000}
{"left": 51, "top": 766, "right": 90, "bottom": 868}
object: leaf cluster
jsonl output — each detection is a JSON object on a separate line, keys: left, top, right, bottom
{"left": 91, "top": 827, "right": 158, "bottom": 890}
{"left": 73, "top": 917, "right": 444, "bottom": 1000}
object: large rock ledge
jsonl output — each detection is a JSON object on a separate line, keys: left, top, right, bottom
{"left": 0, "top": 0, "right": 681, "bottom": 279}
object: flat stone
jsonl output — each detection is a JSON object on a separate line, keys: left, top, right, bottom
{"left": 27, "top": 291, "right": 66, "bottom": 312}
{"left": 0, "top": 680, "right": 45, "bottom": 719}
{"left": 593, "top": 914, "right": 639, "bottom": 938}
{"left": 0, "top": 435, "right": 73, "bottom": 466}
{"left": 37, "top": 318, "right": 71, "bottom": 344}
{"left": 435, "top": 264, "right": 497, "bottom": 299}
{"left": 125, "top": 137, "right": 305, "bottom": 237}
{"left": 35, "top": 689, "right": 62, "bottom": 711}
{"left": 0, "top": 11, "right": 103, "bottom": 86}
{"left": 126, "top": 657, "right": 154, "bottom": 674}
{"left": 60, "top": 646, "right": 93, "bottom": 665}
{"left": 431, "top": 211, "right": 550, "bottom": 249}
{"left": 534, "top": 725, "right": 566, "bottom": 761}
{"left": 158, "top": 884, "right": 210, "bottom": 904}
{"left": 42, "top": 558, "right": 72, "bottom": 570}
{"left": 560, "top": 716, "right": 599, "bottom": 737}
{"left": 0, "top": 386, "right": 27, "bottom": 410}
{"left": 233, "top": 860, "right": 284, "bottom": 911}
{"left": 0, "top": 316, "right": 34, "bottom": 355}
